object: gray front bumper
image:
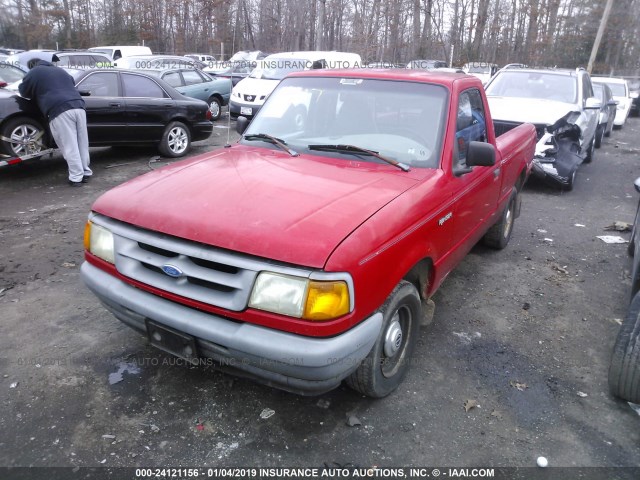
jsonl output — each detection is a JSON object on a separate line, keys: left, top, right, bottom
{"left": 81, "top": 262, "right": 382, "bottom": 394}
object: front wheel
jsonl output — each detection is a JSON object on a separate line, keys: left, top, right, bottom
{"left": 608, "top": 291, "right": 640, "bottom": 404}
{"left": 483, "top": 190, "right": 517, "bottom": 249}
{"left": 346, "top": 280, "right": 422, "bottom": 398}
{"left": 561, "top": 167, "right": 578, "bottom": 192}
{"left": 0, "top": 116, "right": 47, "bottom": 157}
{"left": 158, "top": 121, "right": 191, "bottom": 158}
{"left": 207, "top": 97, "right": 222, "bottom": 121}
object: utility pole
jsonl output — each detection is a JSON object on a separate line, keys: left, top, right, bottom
{"left": 587, "top": 0, "right": 614, "bottom": 74}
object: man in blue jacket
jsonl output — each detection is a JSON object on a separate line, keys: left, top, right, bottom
{"left": 19, "top": 59, "right": 91, "bottom": 186}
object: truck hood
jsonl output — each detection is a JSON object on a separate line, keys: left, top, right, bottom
{"left": 487, "top": 96, "right": 578, "bottom": 125}
{"left": 92, "top": 147, "right": 424, "bottom": 268}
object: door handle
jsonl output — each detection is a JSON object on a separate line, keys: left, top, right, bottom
{"left": 109, "top": 102, "right": 120, "bottom": 107}
{"left": 493, "top": 167, "right": 500, "bottom": 178}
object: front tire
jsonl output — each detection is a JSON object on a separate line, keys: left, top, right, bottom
{"left": 158, "top": 121, "right": 191, "bottom": 158}
{"left": 561, "top": 167, "right": 578, "bottom": 192}
{"left": 483, "top": 190, "right": 517, "bottom": 249}
{"left": 609, "top": 291, "right": 640, "bottom": 404}
{"left": 0, "top": 116, "right": 46, "bottom": 157}
{"left": 346, "top": 281, "right": 422, "bottom": 398}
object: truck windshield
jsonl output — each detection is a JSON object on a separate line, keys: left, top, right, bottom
{"left": 486, "top": 71, "right": 577, "bottom": 104}
{"left": 242, "top": 77, "right": 448, "bottom": 168}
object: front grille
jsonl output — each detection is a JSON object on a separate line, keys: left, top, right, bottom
{"left": 110, "top": 225, "right": 259, "bottom": 312}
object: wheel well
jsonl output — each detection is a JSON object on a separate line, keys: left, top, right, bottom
{"left": 403, "top": 257, "right": 433, "bottom": 300}
{"left": 169, "top": 117, "right": 192, "bottom": 136}
{"left": 515, "top": 169, "right": 527, "bottom": 191}
{"left": 1, "top": 114, "right": 52, "bottom": 147}
{"left": 208, "top": 94, "right": 223, "bottom": 104}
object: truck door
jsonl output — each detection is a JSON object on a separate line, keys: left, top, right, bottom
{"left": 450, "top": 88, "right": 501, "bottom": 254}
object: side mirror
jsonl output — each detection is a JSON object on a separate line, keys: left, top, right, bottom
{"left": 467, "top": 141, "right": 495, "bottom": 167}
{"left": 79, "top": 90, "right": 91, "bottom": 97}
{"left": 608, "top": 100, "right": 618, "bottom": 106}
{"left": 236, "top": 116, "right": 250, "bottom": 135}
{"left": 584, "top": 97, "right": 601, "bottom": 109}
{"left": 634, "top": 177, "right": 640, "bottom": 194}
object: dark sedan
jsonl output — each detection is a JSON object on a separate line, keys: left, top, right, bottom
{"left": 0, "top": 69, "right": 213, "bottom": 158}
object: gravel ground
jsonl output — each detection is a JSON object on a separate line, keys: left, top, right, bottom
{"left": 1, "top": 112, "right": 639, "bottom": 475}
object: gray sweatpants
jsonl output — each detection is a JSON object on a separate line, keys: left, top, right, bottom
{"left": 49, "top": 109, "right": 92, "bottom": 183}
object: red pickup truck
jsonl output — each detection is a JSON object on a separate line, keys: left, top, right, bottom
{"left": 81, "top": 69, "right": 536, "bottom": 397}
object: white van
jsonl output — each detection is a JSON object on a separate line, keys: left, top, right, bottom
{"left": 88, "top": 45, "right": 152, "bottom": 61}
{"left": 229, "top": 51, "right": 362, "bottom": 118}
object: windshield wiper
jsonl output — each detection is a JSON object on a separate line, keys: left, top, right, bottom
{"left": 243, "top": 133, "right": 299, "bottom": 157}
{"left": 307, "top": 144, "right": 410, "bottom": 172}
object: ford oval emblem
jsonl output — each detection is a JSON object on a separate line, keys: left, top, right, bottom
{"left": 161, "top": 264, "right": 183, "bottom": 278}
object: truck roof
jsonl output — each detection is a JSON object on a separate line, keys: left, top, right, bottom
{"left": 287, "top": 68, "right": 470, "bottom": 87}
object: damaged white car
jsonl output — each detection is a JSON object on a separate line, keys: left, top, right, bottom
{"left": 485, "top": 67, "right": 601, "bottom": 190}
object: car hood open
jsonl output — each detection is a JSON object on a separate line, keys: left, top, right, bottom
{"left": 91, "top": 146, "right": 424, "bottom": 268}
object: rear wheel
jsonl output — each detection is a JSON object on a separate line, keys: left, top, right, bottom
{"left": 0, "top": 116, "right": 46, "bottom": 157}
{"left": 207, "top": 97, "right": 222, "bottom": 121}
{"left": 609, "top": 291, "right": 640, "bottom": 404}
{"left": 158, "top": 121, "right": 191, "bottom": 158}
{"left": 346, "top": 280, "right": 421, "bottom": 398}
{"left": 484, "top": 190, "right": 517, "bottom": 249}
{"left": 594, "top": 124, "right": 604, "bottom": 148}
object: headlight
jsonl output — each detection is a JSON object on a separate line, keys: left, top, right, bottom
{"left": 84, "top": 221, "right": 115, "bottom": 264}
{"left": 249, "top": 272, "right": 350, "bottom": 321}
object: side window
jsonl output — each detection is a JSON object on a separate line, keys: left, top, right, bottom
{"left": 455, "top": 89, "right": 487, "bottom": 164}
{"left": 122, "top": 73, "right": 167, "bottom": 98}
{"left": 163, "top": 72, "right": 183, "bottom": 88}
{"left": 77, "top": 72, "right": 119, "bottom": 97}
{"left": 583, "top": 75, "right": 594, "bottom": 101}
{"left": 182, "top": 70, "right": 203, "bottom": 85}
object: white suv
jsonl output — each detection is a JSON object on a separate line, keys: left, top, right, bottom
{"left": 485, "top": 67, "right": 601, "bottom": 190}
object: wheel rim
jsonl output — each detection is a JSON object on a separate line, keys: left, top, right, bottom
{"left": 9, "top": 124, "right": 43, "bottom": 156}
{"left": 503, "top": 201, "right": 514, "bottom": 239}
{"left": 381, "top": 305, "right": 412, "bottom": 378}
{"left": 208, "top": 101, "right": 220, "bottom": 118}
{"left": 167, "top": 127, "right": 188, "bottom": 154}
